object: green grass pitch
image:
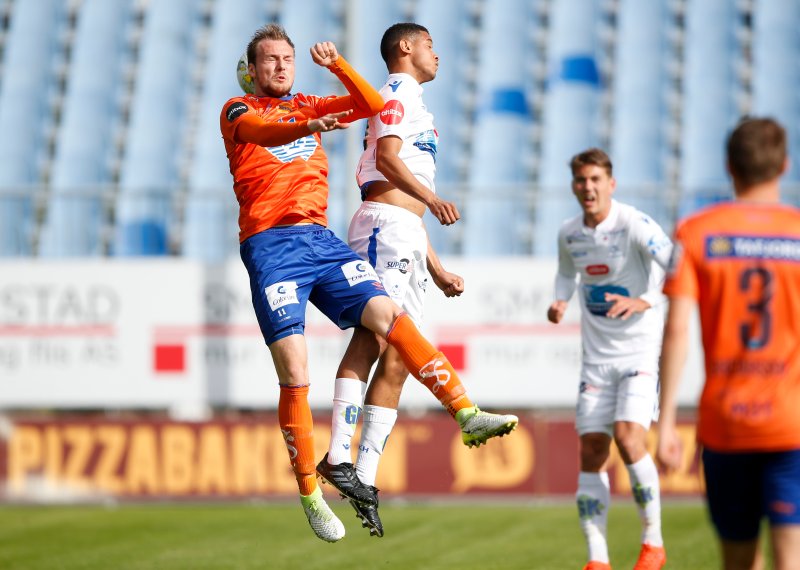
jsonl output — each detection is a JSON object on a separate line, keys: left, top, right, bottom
{"left": 1, "top": 500, "right": 723, "bottom": 569}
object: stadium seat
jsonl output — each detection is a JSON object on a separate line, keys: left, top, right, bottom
{"left": 0, "top": 0, "right": 62, "bottom": 187}
{"left": 0, "top": 193, "right": 34, "bottom": 256}
{"left": 181, "top": 195, "right": 239, "bottom": 262}
{"left": 281, "top": 2, "right": 342, "bottom": 96}
{"left": 0, "top": 0, "right": 63, "bottom": 256}
{"left": 462, "top": 0, "right": 533, "bottom": 256}
{"left": 39, "top": 195, "right": 106, "bottom": 257}
{"left": 345, "top": 0, "right": 406, "bottom": 90}
{"left": 42, "top": 0, "right": 131, "bottom": 257}
{"left": 412, "top": 0, "right": 470, "bottom": 254}
{"left": 534, "top": 0, "right": 603, "bottom": 255}
{"left": 182, "top": 0, "right": 267, "bottom": 260}
{"left": 116, "top": 0, "right": 201, "bottom": 255}
{"left": 752, "top": 0, "right": 800, "bottom": 182}
{"left": 611, "top": 0, "right": 670, "bottom": 186}
{"left": 679, "top": 0, "right": 741, "bottom": 213}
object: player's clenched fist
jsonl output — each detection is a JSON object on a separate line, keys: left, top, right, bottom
{"left": 547, "top": 300, "right": 568, "bottom": 324}
{"left": 310, "top": 42, "right": 339, "bottom": 67}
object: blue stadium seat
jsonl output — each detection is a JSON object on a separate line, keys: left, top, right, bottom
{"left": 182, "top": 0, "right": 267, "bottom": 260}
{"left": 281, "top": 2, "right": 341, "bottom": 96}
{"left": 0, "top": 194, "right": 34, "bottom": 256}
{"left": 534, "top": 0, "right": 603, "bottom": 255}
{"left": 611, "top": 0, "right": 670, "bottom": 186}
{"left": 346, "top": 0, "right": 404, "bottom": 89}
{"left": 679, "top": 0, "right": 740, "bottom": 213}
{"left": 116, "top": 0, "right": 201, "bottom": 255}
{"left": 41, "top": 0, "right": 131, "bottom": 257}
{"left": 39, "top": 195, "right": 105, "bottom": 257}
{"left": 462, "top": 0, "right": 533, "bottom": 256}
{"left": 114, "top": 193, "right": 172, "bottom": 256}
{"left": 0, "top": 0, "right": 62, "bottom": 255}
{"left": 752, "top": 0, "right": 800, "bottom": 182}
{"left": 413, "top": 0, "right": 470, "bottom": 255}
{"left": 0, "top": 0, "right": 62, "bottom": 188}
{"left": 181, "top": 195, "right": 239, "bottom": 261}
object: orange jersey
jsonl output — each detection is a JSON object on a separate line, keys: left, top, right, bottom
{"left": 220, "top": 56, "right": 383, "bottom": 241}
{"left": 664, "top": 201, "right": 800, "bottom": 451}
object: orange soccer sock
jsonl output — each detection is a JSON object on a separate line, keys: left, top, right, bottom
{"left": 278, "top": 384, "right": 317, "bottom": 495}
{"left": 386, "top": 313, "right": 473, "bottom": 417}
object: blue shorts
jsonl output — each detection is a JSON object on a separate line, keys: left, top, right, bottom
{"left": 702, "top": 447, "right": 800, "bottom": 541}
{"left": 240, "top": 225, "right": 388, "bottom": 345}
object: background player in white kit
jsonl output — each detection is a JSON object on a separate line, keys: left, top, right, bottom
{"left": 546, "top": 149, "right": 672, "bottom": 570}
{"left": 317, "top": 23, "right": 517, "bottom": 537}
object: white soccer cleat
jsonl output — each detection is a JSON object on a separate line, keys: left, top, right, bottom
{"left": 300, "top": 487, "right": 345, "bottom": 542}
{"left": 456, "top": 406, "right": 519, "bottom": 448}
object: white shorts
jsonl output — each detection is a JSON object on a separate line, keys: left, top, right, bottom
{"left": 575, "top": 357, "right": 660, "bottom": 436}
{"left": 348, "top": 201, "right": 428, "bottom": 325}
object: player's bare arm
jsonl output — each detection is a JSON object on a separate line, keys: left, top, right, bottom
{"left": 547, "top": 300, "right": 568, "bottom": 324}
{"left": 604, "top": 293, "right": 651, "bottom": 320}
{"left": 656, "top": 295, "right": 692, "bottom": 473}
{"left": 426, "top": 236, "right": 463, "bottom": 298}
{"left": 371, "top": 135, "right": 460, "bottom": 224}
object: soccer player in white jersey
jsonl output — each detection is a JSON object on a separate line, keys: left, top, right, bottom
{"left": 546, "top": 148, "right": 672, "bottom": 570}
{"left": 317, "top": 23, "right": 518, "bottom": 536}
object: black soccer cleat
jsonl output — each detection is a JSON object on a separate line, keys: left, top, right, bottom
{"left": 349, "top": 486, "right": 384, "bottom": 538}
{"left": 316, "top": 452, "right": 378, "bottom": 506}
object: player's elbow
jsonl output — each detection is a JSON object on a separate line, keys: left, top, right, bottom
{"left": 365, "top": 91, "right": 384, "bottom": 115}
{"left": 375, "top": 151, "right": 395, "bottom": 176}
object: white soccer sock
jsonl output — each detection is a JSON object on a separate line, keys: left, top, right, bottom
{"left": 626, "top": 454, "right": 664, "bottom": 547}
{"left": 327, "top": 377, "right": 366, "bottom": 465}
{"left": 355, "top": 405, "right": 398, "bottom": 487}
{"left": 577, "top": 471, "right": 611, "bottom": 564}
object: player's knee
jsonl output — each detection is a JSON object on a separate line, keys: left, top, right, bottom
{"left": 579, "top": 434, "right": 611, "bottom": 470}
{"left": 613, "top": 431, "right": 647, "bottom": 463}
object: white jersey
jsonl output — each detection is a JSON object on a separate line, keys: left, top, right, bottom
{"left": 555, "top": 200, "right": 673, "bottom": 364}
{"left": 356, "top": 73, "right": 437, "bottom": 192}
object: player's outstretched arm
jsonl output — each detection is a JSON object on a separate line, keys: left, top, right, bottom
{"left": 310, "top": 41, "right": 383, "bottom": 120}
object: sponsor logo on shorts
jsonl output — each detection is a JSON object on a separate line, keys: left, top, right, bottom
{"left": 265, "top": 281, "right": 299, "bottom": 310}
{"left": 341, "top": 260, "right": 380, "bottom": 287}
{"left": 380, "top": 100, "right": 404, "bottom": 125}
{"left": 386, "top": 258, "right": 412, "bottom": 274}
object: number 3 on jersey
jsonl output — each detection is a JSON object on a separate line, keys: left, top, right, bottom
{"left": 739, "top": 266, "right": 773, "bottom": 350}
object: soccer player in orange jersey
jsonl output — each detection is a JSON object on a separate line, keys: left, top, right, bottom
{"left": 220, "top": 24, "right": 513, "bottom": 543}
{"left": 658, "top": 117, "right": 800, "bottom": 569}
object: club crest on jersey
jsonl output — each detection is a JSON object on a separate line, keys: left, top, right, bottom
{"left": 380, "top": 100, "right": 404, "bottom": 125}
{"left": 341, "top": 260, "right": 380, "bottom": 287}
{"left": 266, "top": 117, "right": 317, "bottom": 162}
